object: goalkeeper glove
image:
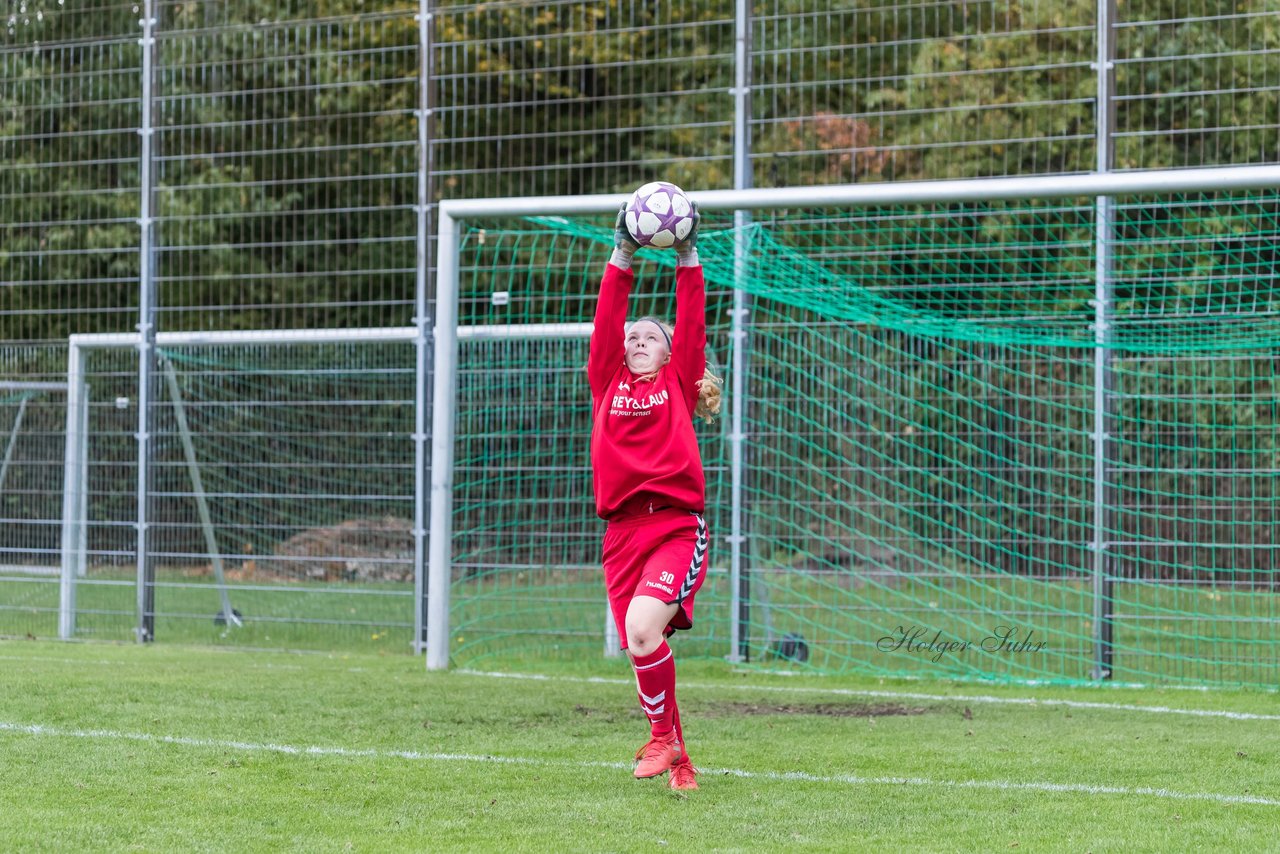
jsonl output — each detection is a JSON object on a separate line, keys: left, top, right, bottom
{"left": 674, "top": 201, "right": 699, "bottom": 267}
{"left": 610, "top": 205, "right": 640, "bottom": 270}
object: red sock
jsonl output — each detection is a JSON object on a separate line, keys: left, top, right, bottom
{"left": 632, "top": 640, "right": 677, "bottom": 738}
{"left": 672, "top": 701, "right": 690, "bottom": 763}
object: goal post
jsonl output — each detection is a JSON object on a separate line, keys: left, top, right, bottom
{"left": 56, "top": 323, "right": 595, "bottom": 648}
{"left": 428, "top": 164, "right": 1280, "bottom": 685}
{"left": 58, "top": 328, "right": 422, "bottom": 642}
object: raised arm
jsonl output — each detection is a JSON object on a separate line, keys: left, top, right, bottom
{"left": 587, "top": 208, "right": 640, "bottom": 398}
{"left": 670, "top": 203, "right": 705, "bottom": 401}
{"left": 671, "top": 265, "right": 707, "bottom": 398}
{"left": 588, "top": 263, "right": 632, "bottom": 398}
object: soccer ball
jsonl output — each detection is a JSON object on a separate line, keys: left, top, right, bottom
{"left": 625, "top": 181, "right": 695, "bottom": 249}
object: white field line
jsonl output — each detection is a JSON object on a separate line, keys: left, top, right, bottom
{"left": 0, "top": 654, "right": 374, "bottom": 673}
{"left": 1, "top": 720, "right": 1276, "bottom": 808}
{"left": 4, "top": 653, "right": 1274, "bottom": 720}
{"left": 0, "top": 654, "right": 304, "bottom": 670}
{"left": 459, "top": 670, "right": 1280, "bottom": 722}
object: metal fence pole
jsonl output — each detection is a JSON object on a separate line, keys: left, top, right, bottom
{"left": 134, "top": 1, "right": 159, "bottom": 643}
{"left": 727, "top": 0, "right": 753, "bottom": 664}
{"left": 1091, "top": 0, "right": 1117, "bottom": 680}
{"left": 413, "top": 0, "right": 436, "bottom": 655}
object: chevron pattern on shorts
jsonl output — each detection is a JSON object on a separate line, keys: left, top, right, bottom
{"left": 677, "top": 513, "right": 707, "bottom": 603}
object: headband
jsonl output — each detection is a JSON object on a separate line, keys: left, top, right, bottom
{"left": 632, "top": 316, "right": 672, "bottom": 348}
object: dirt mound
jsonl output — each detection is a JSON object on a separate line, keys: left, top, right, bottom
{"left": 258, "top": 517, "right": 414, "bottom": 582}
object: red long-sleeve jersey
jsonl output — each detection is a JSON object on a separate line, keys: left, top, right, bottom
{"left": 587, "top": 262, "right": 708, "bottom": 520}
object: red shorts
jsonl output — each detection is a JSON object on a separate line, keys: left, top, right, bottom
{"left": 602, "top": 507, "right": 708, "bottom": 650}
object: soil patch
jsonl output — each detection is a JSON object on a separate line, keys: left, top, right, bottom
{"left": 699, "top": 701, "right": 929, "bottom": 718}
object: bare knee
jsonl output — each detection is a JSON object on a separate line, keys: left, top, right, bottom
{"left": 625, "top": 596, "right": 679, "bottom": 658}
{"left": 625, "top": 623, "right": 664, "bottom": 658}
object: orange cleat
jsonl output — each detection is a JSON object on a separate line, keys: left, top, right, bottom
{"left": 633, "top": 731, "right": 682, "bottom": 779}
{"left": 668, "top": 761, "right": 699, "bottom": 791}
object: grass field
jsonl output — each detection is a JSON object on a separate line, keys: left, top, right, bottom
{"left": 2, "top": 640, "right": 1278, "bottom": 852}
{"left": 5, "top": 566, "right": 1278, "bottom": 687}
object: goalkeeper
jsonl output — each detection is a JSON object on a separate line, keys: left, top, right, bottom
{"left": 586, "top": 202, "right": 722, "bottom": 792}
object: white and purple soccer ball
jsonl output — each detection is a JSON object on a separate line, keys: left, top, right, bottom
{"left": 625, "top": 181, "right": 694, "bottom": 249}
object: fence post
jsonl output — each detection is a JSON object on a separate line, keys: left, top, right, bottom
{"left": 134, "top": 1, "right": 159, "bottom": 643}
{"left": 1091, "top": 0, "right": 1117, "bottom": 680}
{"left": 413, "top": 0, "right": 437, "bottom": 655}
{"left": 727, "top": 0, "right": 753, "bottom": 664}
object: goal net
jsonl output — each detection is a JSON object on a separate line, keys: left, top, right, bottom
{"left": 0, "top": 382, "right": 68, "bottom": 575}
{"left": 436, "top": 174, "right": 1280, "bottom": 687}
{"left": 50, "top": 331, "right": 423, "bottom": 647}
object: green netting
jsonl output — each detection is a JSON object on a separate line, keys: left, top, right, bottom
{"left": 449, "top": 195, "right": 1280, "bottom": 687}
{"left": 535, "top": 192, "right": 1280, "bottom": 352}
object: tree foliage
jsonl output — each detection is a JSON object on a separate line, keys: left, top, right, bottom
{"left": 2, "top": 1, "right": 1278, "bottom": 338}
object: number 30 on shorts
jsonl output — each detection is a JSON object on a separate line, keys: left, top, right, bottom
{"left": 659, "top": 571, "right": 675, "bottom": 585}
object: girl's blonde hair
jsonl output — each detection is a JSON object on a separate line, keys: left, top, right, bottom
{"left": 631, "top": 317, "right": 723, "bottom": 423}
{"left": 693, "top": 366, "right": 724, "bottom": 423}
